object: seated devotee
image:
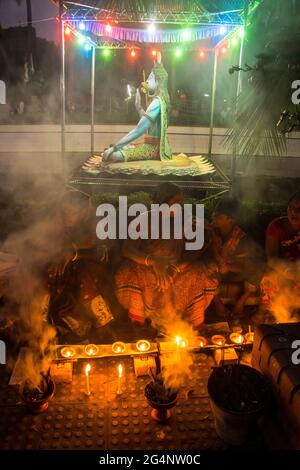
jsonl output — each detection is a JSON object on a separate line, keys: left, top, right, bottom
{"left": 210, "top": 197, "right": 264, "bottom": 320}
{"left": 47, "top": 190, "right": 118, "bottom": 343}
{"left": 115, "top": 182, "right": 218, "bottom": 331}
{"left": 254, "top": 191, "right": 300, "bottom": 323}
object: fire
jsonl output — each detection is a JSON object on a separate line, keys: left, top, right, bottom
{"left": 198, "top": 336, "right": 207, "bottom": 348}
{"left": 175, "top": 336, "right": 188, "bottom": 348}
{"left": 118, "top": 363, "right": 123, "bottom": 378}
{"left": 61, "top": 346, "right": 75, "bottom": 358}
{"left": 112, "top": 341, "right": 126, "bottom": 354}
{"left": 136, "top": 340, "right": 151, "bottom": 352}
{"left": 230, "top": 332, "right": 245, "bottom": 345}
{"left": 211, "top": 335, "right": 226, "bottom": 346}
{"left": 85, "top": 363, "right": 91, "bottom": 375}
{"left": 85, "top": 344, "right": 99, "bottom": 356}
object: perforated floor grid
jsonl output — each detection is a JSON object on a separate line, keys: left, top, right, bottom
{"left": 0, "top": 354, "right": 225, "bottom": 450}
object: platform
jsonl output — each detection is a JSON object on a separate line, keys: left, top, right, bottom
{"left": 69, "top": 154, "right": 230, "bottom": 193}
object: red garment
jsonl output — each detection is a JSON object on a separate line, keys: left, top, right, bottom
{"left": 267, "top": 217, "right": 300, "bottom": 262}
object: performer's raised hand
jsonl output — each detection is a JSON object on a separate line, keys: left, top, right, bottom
{"left": 135, "top": 88, "right": 142, "bottom": 111}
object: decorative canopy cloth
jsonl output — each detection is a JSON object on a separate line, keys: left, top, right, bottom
{"left": 67, "top": 20, "right": 237, "bottom": 44}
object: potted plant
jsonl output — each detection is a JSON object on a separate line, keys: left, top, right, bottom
{"left": 19, "top": 372, "right": 55, "bottom": 414}
{"left": 145, "top": 351, "right": 178, "bottom": 422}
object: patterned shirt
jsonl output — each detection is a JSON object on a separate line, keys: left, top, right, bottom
{"left": 266, "top": 216, "right": 300, "bottom": 261}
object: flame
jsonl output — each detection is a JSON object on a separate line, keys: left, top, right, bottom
{"left": 61, "top": 346, "right": 75, "bottom": 358}
{"left": 230, "top": 333, "right": 244, "bottom": 345}
{"left": 118, "top": 364, "right": 123, "bottom": 378}
{"left": 85, "top": 363, "right": 91, "bottom": 375}
{"left": 112, "top": 341, "right": 125, "bottom": 354}
{"left": 136, "top": 339, "right": 151, "bottom": 352}
{"left": 175, "top": 336, "right": 187, "bottom": 348}
{"left": 211, "top": 335, "right": 226, "bottom": 346}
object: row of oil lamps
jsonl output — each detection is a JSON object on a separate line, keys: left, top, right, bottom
{"left": 60, "top": 339, "right": 152, "bottom": 359}
{"left": 60, "top": 328, "right": 255, "bottom": 359}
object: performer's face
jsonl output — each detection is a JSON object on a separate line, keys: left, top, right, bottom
{"left": 146, "top": 72, "right": 158, "bottom": 94}
{"left": 288, "top": 197, "right": 300, "bottom": 230}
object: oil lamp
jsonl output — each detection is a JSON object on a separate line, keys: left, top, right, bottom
{"left": 136, "top": 339, "right": 151, "bottom": 353}
{"left": 112, "top": 341, "right": 126, "bottom": 354}
{"left": 230, "top": 332, "right": 245, "bottom": 345}
{"left": 211, "top": 335, "right": 226, "bottom": 346}
{"left": 60, "top": 346, "right": 76, "bottom": 358}
{"left": 198, "top": 336, "right": 207, "bottom": 348}
{"left": 85, "top": 344, "right": 99, "bottom": 356}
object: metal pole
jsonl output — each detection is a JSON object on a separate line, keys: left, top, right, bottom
{"left": 59, "top": 0, "right": 66, "bottom": 174}
{"left": 231, "top": 29, "right": 245, "bottom": 180}
{"left": 91, "top": 46, "right": 95, "bottom": 156}
{"left": 208, "top": 49, "right": 218, "bottom": 159}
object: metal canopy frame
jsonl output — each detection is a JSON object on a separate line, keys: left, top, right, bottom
{"left": 59, "top": 0, "right": 246, "bottom": 191}
{"left": 61, "top": 0, "right": 244, "bottom": 25}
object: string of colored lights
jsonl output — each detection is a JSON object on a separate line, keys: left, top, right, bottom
{"left": 63, "top": 21, "right": 245, "bottom": 59}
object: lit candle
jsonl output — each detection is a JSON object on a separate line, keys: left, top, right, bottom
{"left": 85, "top": 344, "right": 99, "bottom": 356}
{"left": 85, "top": 363, "right": 91, "bottom": 396}
{"left": 117, "top": 363, "right": 123, "bottom": 395}
{"left": 112, "top": 341, "right": 126, "bottom": 354}
{"left": 136, "top": 339, "right": 151, "bottom": 353}
{"left": 61, "top": 346, "right": 76, "bottom": 358}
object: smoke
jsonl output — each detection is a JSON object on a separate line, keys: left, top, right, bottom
{"left": 0, "top": 181, "right": 70, "bottom": 389}
{"left": 149, "top": 291, "right": 196, "bottom": 391}
{"left": 265, "top": 261, "right": 300, "bottom": 323}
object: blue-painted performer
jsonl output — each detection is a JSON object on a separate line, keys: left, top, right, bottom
{"left": 102, "top": 52, "right": 172, "bottom": 163}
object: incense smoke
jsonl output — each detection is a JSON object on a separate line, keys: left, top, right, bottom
{"left": 149, "top": 291, "right": 196, "bottom": 390}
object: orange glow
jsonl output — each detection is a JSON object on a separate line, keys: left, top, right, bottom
{"left": 175, "top": 336, "right": 188, "bottom": 348}
{"left": 199, "top": 50, "right": 205, "bottom": 58}
{"left": 130, "top": 50, "right": 136, "bottom": 57}
{"left": 245, "top": 332, "right": 255, "bottom": 343}
{"left": 85, "top": 344, "right": 99, "bottom": 356}
{"left": 118, "top": 364, "right": 123, "bottom": 378}
{"left": 112, "top": 341, "right": 125, "bottom": 354}
{"left": 85, "top": 363, "right": 91, "bottom": 375}
{"left": 221, "top": 47, "right": 227, "bottom": 54}
{"left": 61, "top": 346, "right": 75, "bottom": 358}
{"left": 106, "top": 24, "right": 112, "bottom": 33}
{"left": 198, "top": 336, "right": 207, "bottom": 348}
{"left": 136, "top": 340, "right": 151, "bottom": 352}
{"left": 211, "top": 335, "right": 226, "bottom": 346}
{"left": 151, "top": 49, "right": 157, "bottom": 57}
{"left": 65, "top": 26, "right": 71, "bottom": 36}
{"left": 230, "top": 332, "right": 244, "bottom": 345}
